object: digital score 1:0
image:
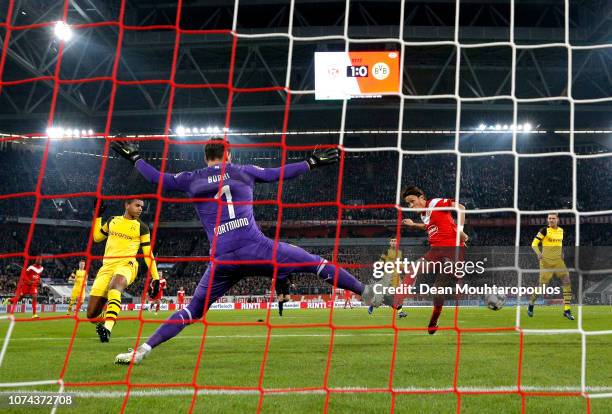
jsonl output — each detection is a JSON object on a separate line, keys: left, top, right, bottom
{"left": 346, "top": 65, "right": 368, "bottom": 77}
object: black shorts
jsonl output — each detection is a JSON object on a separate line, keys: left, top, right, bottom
{"left": 275, "top": 277, "right": 290, "bottom": 296}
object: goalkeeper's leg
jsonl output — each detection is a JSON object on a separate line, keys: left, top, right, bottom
{"left": 146, "top": 267, "right": 239, "bottom": 347}
{"left": 275, "top": 242, "right": 392, "bottom": 307}
{"left": 116, "top": 265, "right": 241, "bottom": 364}
{"left": 116, "top": 238, "right": 394, "bottom": 364}
{"left": 280, "top": 243, "right": 364, "bottom": 294}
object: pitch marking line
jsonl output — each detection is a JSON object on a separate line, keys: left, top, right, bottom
{"left": 0, "top": 386, "right": 611, "bottom": 397}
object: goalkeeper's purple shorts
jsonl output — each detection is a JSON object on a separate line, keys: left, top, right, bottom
{"left": 189, "top": 238, "right": 327, "bottom": 313}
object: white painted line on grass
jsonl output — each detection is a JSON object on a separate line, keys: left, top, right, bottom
{"left": 0, "top": 385, "right": 610, "bottom": 398}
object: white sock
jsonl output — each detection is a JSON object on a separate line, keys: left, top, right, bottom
{"left": 139, "top": 343, "right": 152, "bottom": 353}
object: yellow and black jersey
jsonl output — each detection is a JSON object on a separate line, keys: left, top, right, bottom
{"left": 531, "top": 226, "right": 564, "bottom": 260}
{"left": 381, "top": 247, "right": 403, "bottom": 287}
{"left": 71, "top": 269, "right": 87, "bottom": 285}
{"left": 93, "top": 215, "right": 154, "bottom": 268}
{"left": 381, "top": 247, "right": 402, "bottom": 263}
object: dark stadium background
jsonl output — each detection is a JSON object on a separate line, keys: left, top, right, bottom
{"left": 0, "top": 2, "right": 611, "bottom": 413}
{"left": 0, "top": 0, "right": 610, "bottom": 302}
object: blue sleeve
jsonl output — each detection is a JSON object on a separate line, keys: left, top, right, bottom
{"left": 135, "top": 159, "right": 193, "bottom": 192}
{"left": 242, "top": 162, "right": 310, "bottom": 183}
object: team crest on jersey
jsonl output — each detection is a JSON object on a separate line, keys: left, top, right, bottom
{"left": 427, "top": 225, "right": 438, "bottom": 237}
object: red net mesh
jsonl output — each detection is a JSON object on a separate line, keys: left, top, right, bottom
{"left": 0, "top": 0, "right": 593, "bottom": 413}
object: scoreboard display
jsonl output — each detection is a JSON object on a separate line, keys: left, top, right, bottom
{"left": 314, "top": 51, "right": 400, "bottom": 100}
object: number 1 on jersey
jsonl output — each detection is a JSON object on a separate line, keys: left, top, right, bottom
{"left": 214, "top": 185, "right": 236, "bottom": 219}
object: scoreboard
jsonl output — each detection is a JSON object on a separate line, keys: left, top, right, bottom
{"left": 314, "top": 51, "right": 400, "bottom": 100}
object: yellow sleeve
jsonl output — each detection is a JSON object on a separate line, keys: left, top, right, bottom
{"left": 531, "top": 227, "right": 545, "bottom": 255}
{"left": 141, "top": 244, "right": 159, "bottom": 280}
{"left": 139, "top": 222, "right": 159, "bottom": 280}
{"left": 531, "top": 238, "right": 541, "bottom": 255}
{"left": 93, "top": 217, "right": 109, "bottom": 242}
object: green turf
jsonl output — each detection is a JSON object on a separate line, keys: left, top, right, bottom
{"left": 0, "top": 306, "right": 610, "bottom": 413}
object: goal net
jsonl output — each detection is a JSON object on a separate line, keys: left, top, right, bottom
{"left": 0, "top": 0, "right": 610, "bottom": 412}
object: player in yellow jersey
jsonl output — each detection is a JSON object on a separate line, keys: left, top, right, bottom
{"left": 368, "top": 238, "right": 408, "bottom": 318}
{"left": 87, "top": 199, "right": 160, "bottom": 342}
{"left": 529, "top": 212, "right": 574, "bottom": 320}
{"left": 67, "top": 259, "right": 87, "bottom": 315}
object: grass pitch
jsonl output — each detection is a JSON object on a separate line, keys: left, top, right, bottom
{"left": 0, "top": 305, "right": 611, "bottom": 413}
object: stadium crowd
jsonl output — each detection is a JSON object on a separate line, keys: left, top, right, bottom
{"left": 0, "top": 223, "right": 610, "bottom": 301}
{"left": 1, "top": 144, "right": 610, "bottom": 302}
{"left": 1, "top": 146, "right": 610, "bottom": 221}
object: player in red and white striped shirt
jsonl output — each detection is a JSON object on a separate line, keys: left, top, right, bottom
{"left": 11, "top": 257, "right": 44, "bottom": 318}
{"left": 400, "top": 186, "right": 468, "bottom": 334}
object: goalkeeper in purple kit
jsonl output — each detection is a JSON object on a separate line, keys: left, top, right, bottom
{"left": 111, "top": 138, "right": 392, "bottom": 364}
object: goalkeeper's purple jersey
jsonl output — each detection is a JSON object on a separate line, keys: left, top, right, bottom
{"left": 135, "top": 160, "right": 310, "bottom": 254}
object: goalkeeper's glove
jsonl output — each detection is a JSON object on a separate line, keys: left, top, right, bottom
{"left": 111, "top": 140, "right": 141, "bottom": 164}
{"left": 97, "top": 201, "right": 106, "bottom": 218}
{"left": 149, "top": 279, "right": 160, "bottom": 298}
{"left": 306, "top": 148, "right": 339, "bottom": 169}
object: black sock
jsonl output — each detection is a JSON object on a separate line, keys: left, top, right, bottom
{"left": 278, "top": 300, "right": 284, "bottom": 316}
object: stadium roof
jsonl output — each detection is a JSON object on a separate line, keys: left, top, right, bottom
{"left": 0, "top": 0, "right": 609, "bottom": 147}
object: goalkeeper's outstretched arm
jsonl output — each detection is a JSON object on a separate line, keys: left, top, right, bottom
{"left": 112, "top": 141, "right": 340, "bottom": 187}
{"left": 245, "top": 148, "right": 340, "bottom": 183}
{"left": 134, "top": 159, "right": 193, "bottom": 192}
{"left": 110, "top": 140, "right": 192, "bottom": 192}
